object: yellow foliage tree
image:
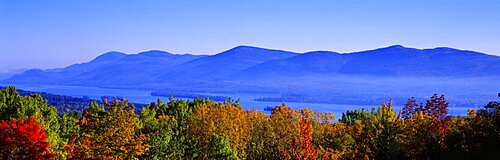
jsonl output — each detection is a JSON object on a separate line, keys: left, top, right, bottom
{"left": 70, "top": 99, "right": 149, "bottom": 160}
{"left": 191, "top": 102, "right": 249, "bottom": 159}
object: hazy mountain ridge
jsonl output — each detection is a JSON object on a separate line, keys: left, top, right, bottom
{"left": 4, "top": 45, "right": 500, "bottom": 91}
{"left": 5, "top": 50, "right": 205, "bottom": 85}
{"left": 153, "top": 45, "right": 299, "bottom": 82}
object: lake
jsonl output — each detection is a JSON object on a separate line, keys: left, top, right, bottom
{"left": 1, "top": 83, "right": 473, "bottom": 117}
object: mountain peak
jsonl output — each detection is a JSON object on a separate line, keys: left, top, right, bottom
{"left": 366, "top": 45, "right": 421, "bottom": 54}
{"left": 385, "top": 45, "right": 407, "bottom": 49}
{"left": 227, "top": 45, "right": 269, "bottom": 52}
{"left": 213, "top": 45, "right": 298, "bottom": 60}
{"left": 92, "top": 51, "right": 127, "bottom": 62}
{"left": 137, "top": 50, "right": 173, "bottom": 57}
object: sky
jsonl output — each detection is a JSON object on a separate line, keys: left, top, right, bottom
{"left": 1, "top": 0, "right": 500, "bottom": 72}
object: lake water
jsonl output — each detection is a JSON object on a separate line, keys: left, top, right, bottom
{"left": 1, "top": 83, "right": 473, "bottom": 117}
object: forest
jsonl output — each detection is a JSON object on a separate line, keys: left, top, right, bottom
{"left": 0, "top": 86, "right": 499, "bottom": 159}
{"left": 0, "top": 87, "right": 147, "bottom": 114}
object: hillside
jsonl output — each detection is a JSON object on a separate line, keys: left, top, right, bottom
{"left": 231, "top": 45, "right": 500, "bottom": 80}
{"left": 4, "top": 45, "right": 500, "bottom": 98}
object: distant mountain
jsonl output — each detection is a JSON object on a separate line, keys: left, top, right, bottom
{"left": 4, "top": 45, "right": 500, "bottom": 90}
{"left": 336, "top": 45, "right": 500, "bottom": 76}
{"left": 231, "top": 45, "right": 500, "bottom": 80}
{"left": 91, "top": 51, "right": 127, "bottom": 63}
{"left": 154, "top": 46, "right": 298, "bottom": 81}
{"left": 0, "top": 68, "right": 28, "bottom": 81}
{"left": 231, "top": 51, "right": 347, "bottom": 79}
{"left": 5, "top": 50, "right": 205, "bottom": 86}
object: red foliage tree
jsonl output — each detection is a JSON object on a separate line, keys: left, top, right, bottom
{"left": 424, "top": 94, "right": 448, "bottom": 120}
{"left": 402, "top": 94, "right": 448, "bottom": 120}
{"left": 282, "top": 116, "right": 333, "bottom": 160}
{"left": 0, "top": 117, "right": 54, "bottom": 159}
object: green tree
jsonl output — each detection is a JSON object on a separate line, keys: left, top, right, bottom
{"left": 139, "top": 97, "right": 198, "bottom": 159}
{"left": 140, "top": 99, "right": 174, "bottom": 159}
{"left": 208, "top": 134, "right": 239, "bottom": 160}
{"left": 0, "top": 86, "right": 64, "bottom": 158}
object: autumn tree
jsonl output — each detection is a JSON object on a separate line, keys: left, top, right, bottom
{"left": 402, "top": 94, "right": 448, "bottom": 120}
{"left": 269, "top": 104, "right": 302, "bottom": 157}
{"left": 336, "top": 101, "right": 404, "bottom": 159}
{"left": 282, "top": 116, "right": 321, "bottom": 160}
{"left": 0, "top": 117, "right": 54, "bottom": 159}
{"left": 71, "top": 99, "right": 149, "bottom": 159}
{"left": 400, "top": 112, "right": 449, "bottom": 159}
{"left": 0, "top": 86, "right": 64, "bottom": 158}
{"left": 190, "top": 101, "right": 249, "bottom": 159}
{"left": 444, "top": 101, "right": 500, "bottom": 159}
{"left": 245, "top": 109, "right": 278, "bottom": 159}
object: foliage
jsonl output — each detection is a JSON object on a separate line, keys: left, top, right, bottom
{"left": 0, "top": 117, "right": 54, "bottom": 159}
{"left": 139, "top": 97, "right": 199, "bottom": 159}
{"left": 245, "top": 109, "right": 276, "bottom": 159}
{"left": 191, "top": 101, "right": 248, "bottom": 158}
{"left": 70, "top": 99, "right": 149, "bottom": 159}
{"left": 0, "top": 86, "right": 65, "bottom": 158}
{"left": 402, "top": 94, "right": 448, "bottom": 120}
{"left": 207, "top": 134, "right": 239, "bottom": 159}
{"left": 282, "top": 116, "right": 321, "bottom": 160}
{"left": 1, "top": 86, "right": 500, "bottom": 160}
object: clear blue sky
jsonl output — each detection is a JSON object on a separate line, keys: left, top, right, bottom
{"left": 1, "top": 0, "right": 499, "bottom": 72}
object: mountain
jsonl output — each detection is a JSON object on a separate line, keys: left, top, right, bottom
{"left": 336, "top": 45, "right": 500, "bottom": 76}
{"left": 230, "top": 45, "right": 500, "bottom": 81}
{"left": 154, "top": 45, "right": 299, "bottom": 82}
{"left": 91, "top": 51, "right": 127, "bottom": 63}
{"left": 231, "top": 51, "right": 347, "bottom": 79}
{"left": 5, "top": 50, "right": 205, "bottom": 86}
{"left": 0, "top": 68, "right": 28, "bottom": 81}
{"left": 3, "top": 45, "right": 500, "bottom": 91}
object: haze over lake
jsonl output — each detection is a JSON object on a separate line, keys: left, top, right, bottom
{"left": 1, "top": 83, "right": 475, "bottom": 117}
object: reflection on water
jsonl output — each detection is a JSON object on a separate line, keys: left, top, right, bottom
{"left": 1, "top": 83, "right": 472, "bottom": 117}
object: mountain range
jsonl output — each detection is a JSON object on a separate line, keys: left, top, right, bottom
{"left": 3, "top": 45, "right": 500, "bottom": 104}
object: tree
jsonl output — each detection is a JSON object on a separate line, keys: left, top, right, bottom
{"left": 71, "top": 99, "right": 149, "bottom": 159}
{"left": 0, "top": 117, "right": 54, "bottom": 159}
{"left": 0, "top": 86, "right": 63, "bottom": 158}
{"left": 402, "top": 94, "right": 448, "bottom": 120}
{"left": 208, "top": 134, "right": 239, "bottom": 160}
{"left": 245, "top": 109, "right": 277, "bottom": 159}
{"left": 139, "top": 97, "right": 199, "bottom": 159}
{"left": 269, "top": 104, "right": 302, "bottom": 157}
{"left": 282, "top": 116, "right": 320, "bottom": 160}
{"left": 445, "top": 101, "right": 500, "bottom": 159}
{"left": 400, "top": 112, "right": 449, "bottom": 159}
{"left": 340, "top": 109, "right": 372, "bottom": 125}
{"left": 140, "top": 99, "right": 174, "bottom": 159}
{"left": 190, "top": 101, "right": 249, "bottom": 159}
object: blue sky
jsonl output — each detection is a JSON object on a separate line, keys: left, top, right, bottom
{"left": 1, "top": 0, "right": 499, "bottom": 71}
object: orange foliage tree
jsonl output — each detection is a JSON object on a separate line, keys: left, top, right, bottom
{"left": 400, "top": 112, "right": 449, "bottom": 159}
{"left": 269, "top": 104, "right": 302, "bottom": 155}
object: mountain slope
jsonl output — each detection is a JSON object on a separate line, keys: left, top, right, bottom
{"left": 337, "top": 45, "right": 500, "bottom": 76}
{"left": 5, "top": 50, "right": 205, "bottom": 86}
{"left": 154, "top": 45, "right": 299, "bottom": 81}
{"left": 4, "top": 45, "right": 500, "bottom": 90}
{"left": 231, "top": 51, "right": 347, "bottom": 79}
{"left": 230, "top": 45, "right": 500, "bottom": 81}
